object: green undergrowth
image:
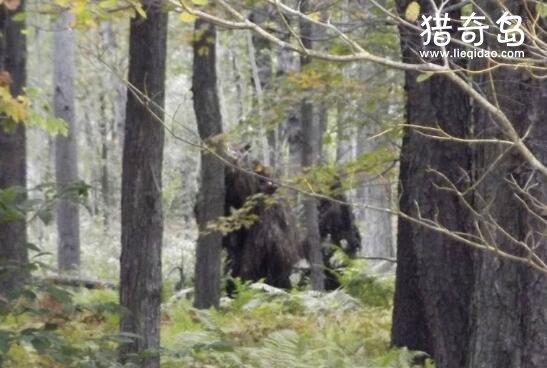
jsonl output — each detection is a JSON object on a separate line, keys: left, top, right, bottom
{"left": 0, "top": 264, "right": 429, "bottom": 367}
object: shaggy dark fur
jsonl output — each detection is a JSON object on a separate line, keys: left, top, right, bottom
{"left": 317, "top": 180, "right": 362, "bottom": 290}
{"left": 223, "top": 159, "right": 302, "bottom": 290}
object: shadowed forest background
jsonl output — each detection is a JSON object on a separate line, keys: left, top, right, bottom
{"left": 0, "top": 0, "right": 545, "bottom": 367}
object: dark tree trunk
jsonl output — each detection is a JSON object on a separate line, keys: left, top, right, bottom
{"left": 119, "top": 1, "right": 167, "bottom": 367}
{"left": 467, "top": 2, "right": 547, "bottom": 367}
{"left": 53, "top": 9, "right": 80, "bottom": 272}
{"left": 0, "top": 1, "right": 28, "bottom": 294}
{"left": 192, "top": 19, "right": 225, "bottom": 309}
{"left": 300, "top": 0, "right": 324, "bottom": 291}
{"left": 391, "top": 1, "right": 474, "bottom": 367}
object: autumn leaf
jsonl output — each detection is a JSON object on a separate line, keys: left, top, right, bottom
{"left": 308, "top": 12, "right": 321, "bottom": 21}
{"left": 405, "top": 1, "right": 421, "bottom": 22}
{"left": 0, "top": 71, "right": 12, "bottom": 88}
{"left": 180, "top": 11, "right": 197, "bottom": 23}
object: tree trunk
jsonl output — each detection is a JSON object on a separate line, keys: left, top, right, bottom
{"left": 0, "top": 1, "right": 28, "bottom": 294}
{"left": 391, "top": 1, "right": 474, "bottom": 367}
{"left": 274, "top": 14, "right": 301, "bottom": 179}
{"left": 354, "top": 63, "right": 394, "bottom": 258}
{"left": 356, "top": 124, "right": 393, "bottom": 258}
{"left": 301, "top": 101, "right": 324, "bottom": 291}
{"left": 99, "top": 95, "right": 110, "bottom": 226}
{"left": 192, "top": 19, "right": 225, "bottom": 310}
{"left": 249, "top": 7, "right": 276, "bottom": 167}
{"left": 53, "top": 9, "right": 80, "bottom": 272}
{"left": 300, "top": 0, "right": 324, "bottom": 291}
{"left": 119, "top": 1, "right": 167, "bottom": 366}
{"left": 466, "top": 2, "right": 547, "bottom": 367}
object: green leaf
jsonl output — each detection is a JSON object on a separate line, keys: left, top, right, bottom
{"left": 537, "top": 2, "right": 547, "bottom": 17}
{"left": 417, "top": 72, "right": 433, "bottom": 83}
{"left": 25, "top": 242, "right": 42, "bottom": 252}
{"left": 31, "top": 336, "right": 51, "bottom": 353}
{"left": 0, "top": 330, "right": 11, "bottom": 354}
{"left": 36, "top": 207, "right": 53, "bottom": 225}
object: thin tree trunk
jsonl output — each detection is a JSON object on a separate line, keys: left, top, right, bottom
{"left": 273, "top": 11, "right": 301, "bottom": 178}
{"left": 355, "top": 64, "right": 393, "bottom": 258}
{"left": 356, "top": 124, "right": 393, "bottom": 258}
{"left": 335, "top": 101, "right": 349, "bottom": 163}
{"left": 119, "top": 1, "right": 167, "bottom": 366}
{"left": 249, "top": 7, "right": 277, "bottom": 167}
{"left": 99, "top": 93, "right": 110, "bottom": 227}
{"left": 301, "top": 101, "right": 324, "bottom": 291}
{"left": 0, "top": 1, "right": 28, "bottom": 294}
{"left": 228, "top": 47, "right": 243, "bottom": 123}
{"left": 300, "top": 0, "right": 324, "bottom": 291}
{"left": 53, "top": 9, "right": 80, "bottom": 272}
{"left": 192, "top": 19, "right": 225, "bottom": 310}
{"left": 287, "top": 113, "right": 303, "bottom": 178}
{"left": 391, "top": 1, "right": 474, "bottom": 367}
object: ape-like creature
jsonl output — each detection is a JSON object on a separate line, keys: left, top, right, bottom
{"left": 317, "top": 178, "right": 362, "bottom": 290}
{"left": 223, "top": 158, "right": 303, "bottom": 290}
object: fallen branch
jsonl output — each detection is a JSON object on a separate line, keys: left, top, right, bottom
{"left": 36, "top": 275, "right": 117, "bottom": 290}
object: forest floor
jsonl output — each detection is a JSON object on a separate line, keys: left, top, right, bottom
{"left": 0, "top": 260, "right": 429, "bottom": 368}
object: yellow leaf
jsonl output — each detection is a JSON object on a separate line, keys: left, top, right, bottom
{"left": 416, "top": 71, "right": 433, "bottom": 83}
{"left": 180, "top": 11, "right": 196, "bottom": 23}
{"left": 3, "top": 94, "right": 28, "bottom": 123}
{"left": 133, "top": 3, "right": 146, "bottom": 19}
{"left": 192, "top": 0, "right": 208, "bottom": 5}
{"left": 308, "top": 12, "right": 321, "bottom": 21}
{"left": 405, "top": 1, "right": 421, "bottom": 22}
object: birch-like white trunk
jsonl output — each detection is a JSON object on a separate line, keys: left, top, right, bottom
{"left": 356, "top": 125, "right": 394, "bottom": 258}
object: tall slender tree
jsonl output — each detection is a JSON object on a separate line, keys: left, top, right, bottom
{"left": 249, "top": 6, "right": 276, "bottom": 166}
{"left": 192, "top": 19, "right": 225, "bottom": 309}
{"left": 356, "top": 122, "right": 394, "bottom": 258}
{"left": 53, "top": 9, "right": 80, "bottom": 272}
{"left": 119, "top": 1, "right": 167, "bottom": 366}
{"left": 299, "top": 0, "right": 324, "bottom": 291}
{"left": 0, "top": 1, "right": 28, "bottom": 294}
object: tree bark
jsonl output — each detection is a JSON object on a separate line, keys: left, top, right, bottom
{"left": 249, "top": 7, "right": 276, "bottom": 167}
{"left": 275, "top": 24, "right": 301, "bottom": 179}
{"left": 0, "top": 1, "right": 28, "bottom": 294}
{"left": 300, "top": 0, "right": 324, "bottom": 291}
{"left": 53, "top": 9, "right": 80, "bottom": 272}
{"left": 356, "top": 105, "right": 393, "bottom": 258}
{"left": 192, "top": 19, "right": 225, "bottom": 309}
{"left": 467, "top": 2, "right": 547, "bottom": 367}
{"left": 119, "top": 1, "right": 167, "bottom": 366}
{"left": 391, "top": 1, "right": 474, "bottom": 367}
{"left": 99, "top": 94, "right": 110, "bottom": 226}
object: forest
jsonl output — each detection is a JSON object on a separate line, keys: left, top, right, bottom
{"left": 0, "top": 0, "right": 545, "bottom": 367}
